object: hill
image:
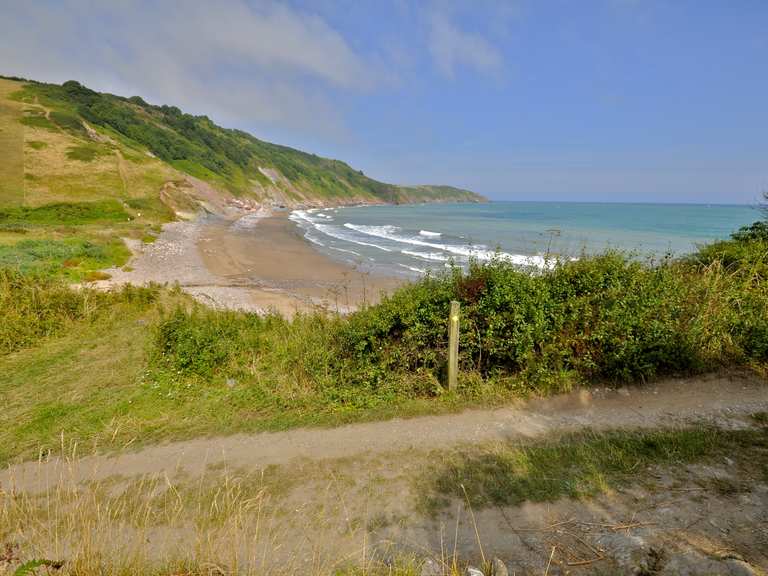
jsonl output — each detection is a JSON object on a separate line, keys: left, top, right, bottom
{"left": 0, "top": 75, "right": 484, "bottom": 212}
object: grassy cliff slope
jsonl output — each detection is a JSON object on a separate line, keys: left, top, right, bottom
{"left": 2, "top": 76, "right": 484, "bottom": 209}
{"left": 0, "top": 75, "right": 482, "bottom": 280}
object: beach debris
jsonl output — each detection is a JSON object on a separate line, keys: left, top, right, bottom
{"left": 465, "top": 566, "right": 485, "bottom": 576}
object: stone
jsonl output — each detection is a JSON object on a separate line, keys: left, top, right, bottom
{"left": 420, "top": 558, "right": 441, "bottom": 576}
{"left": 724, "top": 559, "right": 757, "bottom": 576}
{"left": 491, "top": 557, "right": 508, "bottom": 576}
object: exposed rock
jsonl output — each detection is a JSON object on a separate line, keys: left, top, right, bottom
{"left": 659, "top": 551, "right": 758, "bottom": 576}
{"left": 596, "top": 532, "right": 651, "bottom": 571}
{"left": 723, "top": 559, "right": 758, "bottom": 576}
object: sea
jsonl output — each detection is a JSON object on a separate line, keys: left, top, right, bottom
{"left": 289, "top": 202, "right": 760, "bottom": 278}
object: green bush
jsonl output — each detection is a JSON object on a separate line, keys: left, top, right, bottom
{"left": 151, "top": 307, "right": 263, "bottom": 379}
{"left": 341, "top": 250, "right": 768, "bottom": 389}
{"left": 147, "top": 249, "right": 766, "bottom": 403}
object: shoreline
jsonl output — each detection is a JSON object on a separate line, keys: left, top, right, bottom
{"left": 94, "top": 209, "right": 403, "bottom": 316}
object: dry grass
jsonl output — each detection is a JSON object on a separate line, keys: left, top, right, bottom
{"left": 0, "top": 80, "right": 178, "bottom": 223}
{"left": 2, "top": 421, "right": 767, "bottom": 575}
{"left": 21, "top": 122, "right": 124, "bottom": 206}
{"left": 0, "top": 79, "right": 24, "bottom": 205}
{"left": 0, "top": 445, "right": 424, "bottom": 576}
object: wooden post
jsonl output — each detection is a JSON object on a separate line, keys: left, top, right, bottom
{"left": 448, "top": 300, "right": 460, "bottom": 391}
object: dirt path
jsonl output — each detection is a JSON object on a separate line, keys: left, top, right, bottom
{"left": 4, "top": 370, "right": 766, "bottom": 492}
{"left": 3, "top": 371, "right": 767, "bottom": 575}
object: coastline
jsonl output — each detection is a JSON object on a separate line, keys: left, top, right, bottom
{"left": 94, "top": 209, "right": 403, "bottom": 316}
{"left": 198, "top": 210, "right": 403, "bottom": 313}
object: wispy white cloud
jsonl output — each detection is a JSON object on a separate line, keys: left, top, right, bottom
{"left": 0, "top": 0, "right": 380, "bottom": 136}
{"left": 427, "top": 8, "right": 504, "bottom": 78}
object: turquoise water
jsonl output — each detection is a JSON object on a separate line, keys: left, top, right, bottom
{"left": 290, "top": 202, "right": 760, "bottom": 277}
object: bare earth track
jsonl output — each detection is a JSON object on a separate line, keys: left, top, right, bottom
{"left": 4, "top": 371, "right": 766, "bottom": 487}
{"left": 2, "top": 372, "right": 768, "bottom": 574}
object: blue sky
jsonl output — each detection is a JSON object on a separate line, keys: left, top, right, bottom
{"left": 1, "top": 0, "right": 766, "bottom": 203}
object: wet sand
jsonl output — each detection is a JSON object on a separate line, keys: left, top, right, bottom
{"left": 198, "top": 212, "right": 403, "bottom": 314}
{"left": 93, "top": 210, "right": 403, "bottom": 316}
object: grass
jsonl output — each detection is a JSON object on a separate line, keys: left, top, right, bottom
{"left": 419, "top": 424, "right": 768, "bottom": 511}
{"left": 0, "top": 200, "right": 129, "bottom": 226}
{"left": 0, "top": 237, "right": 130, "bottom": 279}
{"left": 65, "top": 144, "right": 102, "bottom": 162}
{"left": 1, "top": 422, "right": 766, "bottom": 575}
{"left": 12, "top": 79, "right": 484, "bottom": 204}
{"left": 0, "top": 297, "right": 469, "bottom": 465}
{"left": 0, "top": 79, "right": 24, "bottom": 205}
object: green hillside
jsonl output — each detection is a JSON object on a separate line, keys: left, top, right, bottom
{"left": 3, "top": 76, "right": 484, "bottom": 207}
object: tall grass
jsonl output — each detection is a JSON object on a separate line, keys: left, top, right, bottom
{"left": 0, "top": 443, "right": 431, "bottom": 576}
{"left": 1, "top": 230, "right": 766, "bottom": 465}
{"left": 0, "top": 269, "right": 158, "bottom": 354}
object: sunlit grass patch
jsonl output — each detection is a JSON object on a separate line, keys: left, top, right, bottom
{"left": 0, "top": 200, "right": 128, "bottom": 226}
{"left": 0, "top": 237, "right": 129, "bottom": 280}
{"left": 65, "top": 144, "right": 103, "bottom": 162}
{"left": 419, "top": 426, "right": 768, "bottom": 511}
{"left": 19, "top": 115, "right": 57, "bottom": 131}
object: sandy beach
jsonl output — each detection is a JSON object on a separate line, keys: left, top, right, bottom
{"left": 96, "top": 210, "right": 402, "bottom": 316}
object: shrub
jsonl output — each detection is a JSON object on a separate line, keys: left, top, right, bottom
{"left": 50, "top": 110, "right": 85, "bottom": 135}
{"left": 151, "top": 307, "right": 263, "bottom": 379}
{"left": 336, "top": 252, "right": 763, "bottom": 388}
